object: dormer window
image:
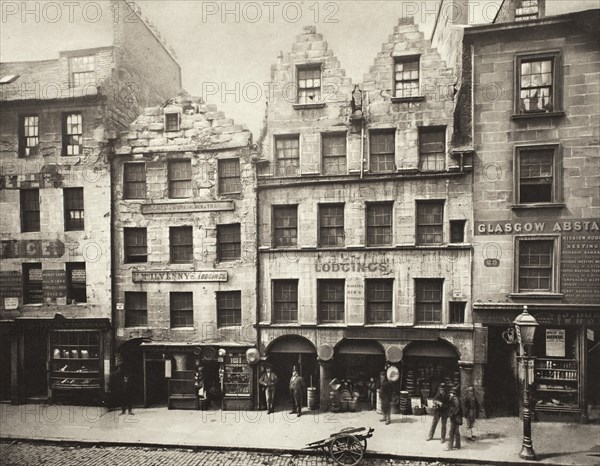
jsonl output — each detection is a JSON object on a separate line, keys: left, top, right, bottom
{"left": 165, "top": 112, "right": 180, "bottom": 132}
{"left": 515, "top": 0, "right": 539, "bottom": 21}
{"left": 70, "top": 56, "right": 95, "bottom": 87}
{"left": 297, "top": 65, "right": 321, "bottom": 104}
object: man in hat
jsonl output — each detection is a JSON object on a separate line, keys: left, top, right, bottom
{"left": 446, "top": 387, "right": 463, "bottom": 450}
{"left": 259, "top": 364, "right": 278, "bottom": 414}
{"left": 379, "top": 371, "right": 393, "bottom": 425}
{"left": 289, "top": 366, "right": 306, "bottom": 417}
{"left": 427, "top": 383, "right": 449, "bottom": 442}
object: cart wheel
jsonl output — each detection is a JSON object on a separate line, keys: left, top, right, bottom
{"left": 329, "top": 434, "right": 364, "bottom": 466}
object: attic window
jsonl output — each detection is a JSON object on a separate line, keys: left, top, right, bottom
{"left": 515, "top": 0, "right": 539, "bottom": 21}
{"left": 0, "top": 74, "right": 19, "bottom": 84}
{"left": 297, "top": 66, "right": 321, "bottom": 104}
{"left": 165, "top": 113, "right": 180, "bottom": 131}
{"left": 70, "top": 55, "right": 95, "bottom": 87}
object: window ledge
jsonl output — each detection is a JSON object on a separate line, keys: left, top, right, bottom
{"left": 292, "top": 103, "right": 326, "bottom": 110}
{"left": 511, "top": 111, "right": 565, "bottom": 121}
{"left": 391, "top": 96, "right": 426, "bottom": 104}
{"left": 317, "top": 323, "right": 347, "bottom": 327}
{"left": 23, "top": 303, "right": 43, "bottom": 307}
{"left": 267, "top": 323, "right": 301, "bottom": 327}
{"left": 509, "top": 292, "right": 564, "bottom": 299}
{"left": 511, "top": 203, "right": 566, "bottom": 210}
{"left": 170, "top": 327, "right": 195, "bottom": 330}
{"left": 124, "top": 326, "right": 151, "bottom": 330}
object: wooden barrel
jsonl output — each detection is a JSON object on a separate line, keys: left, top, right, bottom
{"left": 329, "top": 391, "right": 340, "bottom": 412}
{"left": 307, "top": 387, "right": 318, "bottom": 410}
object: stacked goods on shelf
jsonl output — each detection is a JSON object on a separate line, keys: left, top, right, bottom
{"left": 399, "top": 391, "right": 411, "bottom": 414}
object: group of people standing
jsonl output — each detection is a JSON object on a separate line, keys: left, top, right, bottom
{"left": 427, "top": 383, "right": 480, "bottom": 451}
{"left": 259, "top": 364, "right": 306, "bottom": 417}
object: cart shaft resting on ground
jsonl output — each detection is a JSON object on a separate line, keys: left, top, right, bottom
{"left": 304, "top": 426, "right": 374, "bottom": 465}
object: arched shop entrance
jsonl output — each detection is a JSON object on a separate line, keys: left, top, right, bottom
{"left": 333, "top": 339, "right": 386, "bottom": 402}
{"left": 266, "top": 336, "right": 318, "bottom": 409}
{"left": 402, "top": 339, "right": 460, "bottom": 400}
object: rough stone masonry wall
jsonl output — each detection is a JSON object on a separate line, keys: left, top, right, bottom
{"left": 0, "top": 101, "right": 112, "bottom": 317}
{"left": 363, "top": 16, "right": 458, "bottom": 170}
{"left": 471, "top": 18, "right": 600, "bottom": 303}
{"left": 113, "top": 95, "right": 256, "bottom": 344}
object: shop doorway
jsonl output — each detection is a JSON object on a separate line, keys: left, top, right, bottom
{"left": 266, "top": 336, "right": 318, "bottom": 410}
{"left": 116, "top": 339, "right": 146, "bottom": 407}
{"left": 0, "top": 332, "right": 12, "bottom": 401}
{"left": 586, "top": 326, "right": 600, "bottom": 422}
{"left": 484, "top": 326, "right": 518, "bottom": 417}
{"left": 402, "top": 339, "right": 460, "bottom": 400}
{"left": 333, "top": 339, "right": 386, "bottom": 404}
{"left": 145, "top": 360, "right": 168, "bottom": 407}
{"left": 22, "top": 329, "right": 48, "bottom": 398}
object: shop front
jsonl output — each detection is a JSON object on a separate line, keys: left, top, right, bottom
{"left": 5, "top": 316, "right": 111, "bottom": 405}
{"left": 475, "top": 304, "right": 600, "bottom": 423}
{"left": 137, "top": 342, "right": 255, "bottom": 411}
{"left": 264, "top": 335, "right": 318, "bottom": 410}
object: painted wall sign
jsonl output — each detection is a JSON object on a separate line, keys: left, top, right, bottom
{"left": 546, "top": 329, "right": 566, "bottom": 358}
{"left": 0, "top": 272, "right": 21, "bottom": 298}
{"left": 43, "top": 270, "right": 67, "bottom": 299}
{"left": 475, "top": 219, "right": 599, "bottom": 235}
{"left": 316, "top": 260, "right": 391, "bottom": 273}
{"left": 0, "top": 239, "right": 65, "bottom": 258}
{"left": 474, "top": 308, "right": 600, "bottom": 326}
{"left": 141, "top": 201, "right": 234, "bottom": 214}
{"left": 132, "top": 270, "right": 228, "bottom": 282}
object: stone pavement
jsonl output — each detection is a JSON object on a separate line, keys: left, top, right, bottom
{"left": 0, "top": 441, "right": 466, "bottom": 466}
{"left": 1, "top": 404, "right": 599, "bottom": 465}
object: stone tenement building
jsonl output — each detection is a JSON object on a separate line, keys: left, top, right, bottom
{"left": 434, "top": 0, "right": 600, "bottom": 422}
{"left": 0, "top": 0, "right": 181, "bottom": 404}
{"left": 111, "top": 92, "right": 257, "bottom": 410}
{"left": 256, "top": 22, "right": 474, "bottom": 411}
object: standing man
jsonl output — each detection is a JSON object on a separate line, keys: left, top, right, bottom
{"left": 446, "top": 387, "right": 463, "bottom": 451}
{"left": 289, "top": 366, "right": 306, "bottom": 417}
{"left": 379, "top": 371, "right": 393, "bottom": 425}
{"left": 427, "top": 382, "right": 449, "bottom": 442}
{"left": 259, "top": 364, "right": 278, "bottom": 414}
{"left": 119, "top": 369, "right": 133, "bottom": 415}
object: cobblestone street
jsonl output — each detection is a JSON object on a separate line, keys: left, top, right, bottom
{"left": 0, "top": 441, "right": 463, "bottom": 466}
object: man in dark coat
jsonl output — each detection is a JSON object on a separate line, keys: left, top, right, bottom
{"left": 379, "top": 371, "right": 393, "bottom": 425}
{"left": 427, "top": 383, "right": 449, "bottom": 442}
{"left": 288, "top": 366, "right": 305, "bottom": 417}
{"left": 446, "top": 387, "right": 463, "bottom": 450}
{"left": 259, "top": 365, "right": 279, "bottom": 414}
{"left": 118, "top": 369, "right": 133, "bottom": 415}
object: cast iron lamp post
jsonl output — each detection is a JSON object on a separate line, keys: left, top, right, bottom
{"left": 514, "top": 305, "right": 539, "bottom": 461}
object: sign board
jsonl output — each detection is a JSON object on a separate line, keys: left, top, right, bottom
{"left": 587, "top": 329, "right": 595, "bottom": 341}
{"left": 132, "top": 270, "right": 228, "bottom": 282}
{"left": 116, "top": 302, "right": 124, "bottom": 311}
{"left": 141, "top": 201, "right": 234, "bottom": 215}
{"left": 546, "top": 329, "right": 566, "bottom": 357}
{"left": 4, "top": 297, "right": 18, "bottom": 310}
{"left": 0, "top": 239, "right": 65, "bottom": 259}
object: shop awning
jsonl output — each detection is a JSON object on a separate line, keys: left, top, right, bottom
{"left": 403, "top": 340, "right": 458, "bottom": 359}
{"left": 268, "top": 337, "right": 316, "bottom": 354}
{"left": 336, "top": 339, "right": 384, "bottom": 355}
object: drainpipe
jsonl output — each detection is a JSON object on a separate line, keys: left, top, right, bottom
{"left": 360, "top": 91, "right": 368, "bottom": 178}
{"left": 254, "top": 146, "right": 261, "bottom": 411}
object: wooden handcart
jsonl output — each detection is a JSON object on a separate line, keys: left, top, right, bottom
{"left": 304, "top": 426, "right": 374, "bottom": 466}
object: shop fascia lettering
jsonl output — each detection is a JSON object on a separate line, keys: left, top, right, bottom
{"left": 316, "top": 261, "right": 390, "bottom": 273}
{"left": 477, "top": 220, "right": 599, "bottom": 235}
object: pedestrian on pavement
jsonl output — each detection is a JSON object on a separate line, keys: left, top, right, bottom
{"left": 426, "top": 382, "right": 449, "bottom": 442}
{"left": 119, "top": 369, "right": 133, "bottom": 415}
{"left": 259, "top": 364, "right": 279, "bottom": 414}
{"left": 367, "top": 377, "right": 377, "bottom": 410}
{"left": 288, "top": 366, "right": 306, "bottom": 417}
{"left": 446, "top": 387, "right": 463, "bottom": 451}
{"left": 378, "top": 371, "right": 392, "bottom": 425}
{"left": 464, "top": 386, "right": 480, "bottom": 440}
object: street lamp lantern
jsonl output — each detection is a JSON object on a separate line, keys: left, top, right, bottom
{"left": 513, "top": 305, "right": 539, "bottom": 461}
{"left": 514, "top": 305, "right": 539, "bottom": 350}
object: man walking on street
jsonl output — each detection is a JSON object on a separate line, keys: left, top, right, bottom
{"left": 446, "top": 387, "right": 463, "bottom": 451}
{"left": 259, "top": 364, "right": 278, "bottom": 414}
{"left": 289, "top": 366, "right": 305, "bottom": 417}
{"left": 119, "top": 369, "right": 133, "bottom": 415}
{"left": 426, "top": 383, "right": 449, "bottom": 442}
{"left": 379, "top": 371, "right": 393, "bottom": 425}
